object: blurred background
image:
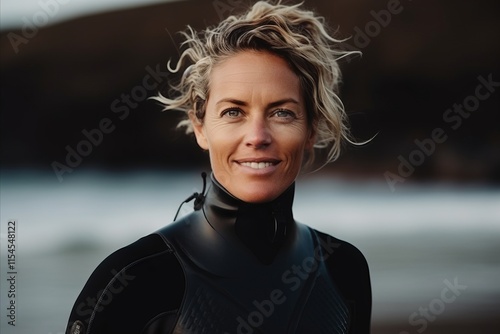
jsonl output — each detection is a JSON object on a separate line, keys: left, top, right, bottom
{"left": 1, "top": 0, "right": 499, "bottom": 333}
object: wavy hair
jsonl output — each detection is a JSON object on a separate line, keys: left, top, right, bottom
{"left": 153, "top": 0, "right": 359, "bottom": 168}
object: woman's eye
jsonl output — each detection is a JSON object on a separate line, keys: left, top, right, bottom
{"left": 274, "top": 109, "right": 295, "bottom": 119}
{"left": 222, "top": 108, "right": 242, "bottom": 118}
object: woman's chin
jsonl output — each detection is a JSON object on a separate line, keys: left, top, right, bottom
{"left": 230, "top": 184, "right": 283, "bottom": 203}
{"left": 214, "top": 171, "right": 294, "bottom": 203}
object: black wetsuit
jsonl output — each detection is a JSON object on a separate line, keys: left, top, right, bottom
{"left": 66, "top": 175, "right": 371, "bottom": 333}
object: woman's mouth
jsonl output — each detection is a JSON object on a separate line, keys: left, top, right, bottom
{"left": 239, "top": 162, "right": 275, "bottom": 169}
{"left": 235, "top": 158, "right": 281, "bottom": 171}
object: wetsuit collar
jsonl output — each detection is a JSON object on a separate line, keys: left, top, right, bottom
{"left": 204, "top": 173, "right": 296, "bottom": 264}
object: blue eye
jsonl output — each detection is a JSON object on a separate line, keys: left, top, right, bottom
{"left": 222, "top": 108, "right": 242, "bottom": 118}
{"left": 274, "top": 109, "right": 295, "bottom": 118}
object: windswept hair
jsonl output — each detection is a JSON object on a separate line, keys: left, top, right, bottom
{"left": 153, "top": 0, "right": 359, "bottom": 168}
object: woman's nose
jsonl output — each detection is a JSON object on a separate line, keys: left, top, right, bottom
{"left": 245, "top": 117, "right": 272, "bottom": 149}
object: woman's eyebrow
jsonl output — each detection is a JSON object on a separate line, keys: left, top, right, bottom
{"left": 216, "top": 98, "right": 247, "bottom": 106}
{"left": 216, "top": 98, "right": 300, "bottom": 107}
{"left": 268, "top": 98, "right": 300, "bottom": 108}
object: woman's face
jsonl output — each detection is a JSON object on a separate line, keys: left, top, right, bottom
{"left": 191, "top": 50, "right": 314, "bottom": 203}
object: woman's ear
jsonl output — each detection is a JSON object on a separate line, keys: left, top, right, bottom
{"left": 189, "top": 111, "right": 209, "bottom": 150}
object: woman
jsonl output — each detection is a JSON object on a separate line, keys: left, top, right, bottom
{"left": 66, "top": 1, "right": 371, "bottom": 333}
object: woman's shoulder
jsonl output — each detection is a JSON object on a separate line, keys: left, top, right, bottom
{"left": 309, "top": 228, "right": 372, "bottom": 331}
{"left": 66, "top": 233, "right": 184, "bottom": 333}
{"left": 306, "top": 227, "right": 371, "bottom": 295}
{"left": 83, "top": 233, "right": 174, "bottom": 284}
{"left": 310, "top": 228, "right": 369, "bottom": 270}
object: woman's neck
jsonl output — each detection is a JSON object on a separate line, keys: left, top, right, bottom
{"left": 203, "top": 174, "right": 296, "bottom": 264}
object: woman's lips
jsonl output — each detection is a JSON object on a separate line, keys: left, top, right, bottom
{"left": 239, "top": 161, "right": 274, "bottom": 169}
{"left": 235, "top": 159, "right": 281, "bottom": 170}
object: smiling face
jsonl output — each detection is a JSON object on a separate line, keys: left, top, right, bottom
{"left": 190, "top": 50, "right": 315, "bottom": 203}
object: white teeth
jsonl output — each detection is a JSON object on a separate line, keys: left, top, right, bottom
{"left": 240, "top": 162, "right": 274, "bottom": 169}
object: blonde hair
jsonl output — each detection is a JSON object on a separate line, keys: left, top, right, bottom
{"left": 153, "top": 1, "right": 359, "bottom": 168}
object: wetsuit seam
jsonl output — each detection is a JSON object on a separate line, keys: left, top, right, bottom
{"left": 86, "top": 248, "right": 174, "bottom": 334}
{"left": 286, "top": 227, "right": 318, "bottom": 333}
{"left": 141, "top": 309, "right": 178, "bottom": 334}
{"left": 153, "top": 230, "right": 189, "bottom": 333}
{"left": 312, "top": 229, "right": 353, "bottom": 332}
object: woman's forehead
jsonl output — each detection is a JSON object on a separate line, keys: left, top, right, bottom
{"left": 208, "top": 50, "right": 302, "bottom": 101}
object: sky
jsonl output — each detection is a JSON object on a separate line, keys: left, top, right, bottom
{"left": 0, "top": 0, "right": 182, "bottom": 30}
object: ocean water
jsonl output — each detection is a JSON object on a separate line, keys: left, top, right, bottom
{"left": 1, "top": 169, "right": 499, "bottom": 333}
